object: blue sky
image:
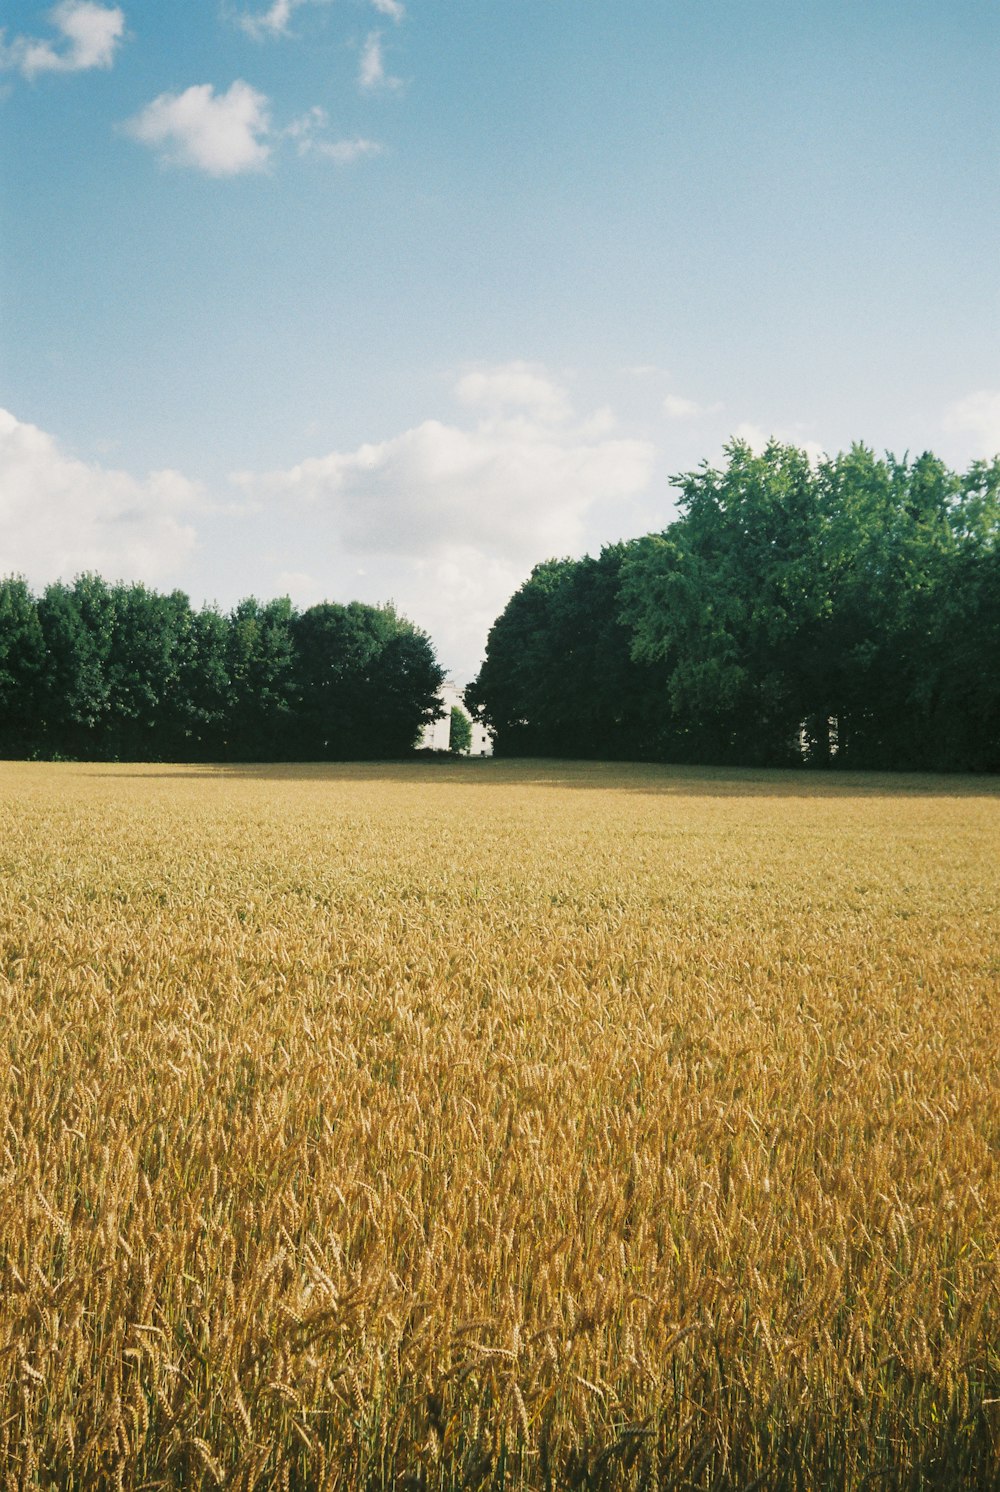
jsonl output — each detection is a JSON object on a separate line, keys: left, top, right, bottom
{"left": 2, "top": 0, "right": 998, "bottom": 679}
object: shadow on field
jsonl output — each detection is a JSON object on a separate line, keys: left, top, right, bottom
{"left": 80, "top": 759, "right": 1000, "bottom": 799}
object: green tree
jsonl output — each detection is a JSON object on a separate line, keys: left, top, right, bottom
{"left": 621, "top": 440, "right": 825, "bottom": 764}
{"left": 292, "top": 601, "right": 443, "bottom": 759}
{"left": 103, "top": 583, "right": 191, "bottom": 759}
{"left": 170, "top": 604, "right": 230, "bottom": 760}
{"left": 36, "top": 575, "right": 116, "bottom": 757}
{"left": 449, "top": 704, "right": 472, "bottom": 754}
{"left": 467, "top": 547, "right": 671, "bottom": 759}
{"left": 365, "top": 624, "right": 446, "bottom": 757}
{"left": 620, "top": 440, "right": 1000, "bottom": 769}
{"left": 465, "top": 559, "right": 572, "bottom": 755}
{"left": 226, "top": 596, "right": 297, "bottom": 759}
{"left": 0, "top": 577, "right": 46, "bottom": 757}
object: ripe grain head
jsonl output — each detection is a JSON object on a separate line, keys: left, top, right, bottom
{"left": 0, "top": 759, "right": 997, "bottom": 1487}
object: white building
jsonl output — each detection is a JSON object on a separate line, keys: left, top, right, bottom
{"left": 420, "top": 682, "right": 493, "bottom": 756}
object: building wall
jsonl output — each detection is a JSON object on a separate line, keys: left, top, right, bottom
{"left": 420, "top": 683, "right": 493, "bottom": 756}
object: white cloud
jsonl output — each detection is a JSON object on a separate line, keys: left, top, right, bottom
{"left": 384, "top": 548, "right": 530, "bottom": 679}
{"left": 732, "top": 422, "right": 824, "bottom": 464}
{"left": 125, "top": 81, "right": 272, "bottom": 176}
{"left": 313, "top": 136, "right": 384, "bottom": 164}
{"left": 371, "top": 0, "right": 405, "bottom": 20}
{"left": 943, "top": 390, "right": 1000, "bottom": 458}
{"left": 0, "top": 408, "right": 199, "bottom": 584}
{"left": 456, "top": 362, "right": 573, "bottom": 424}
{"left": 0, "top": 377, "right": 655, "bottom": 682}
{"left": 283, "top": 103, "right": 328, "bottom": 147}
{"left": 359, "top": 30, "right": 400, "bottom": 91}
{"left": 239, "top": 0, "right": 297, "bottom": 38}
{"left": 275, "top": 570, "right": 324, "bottom": 606}
{"left": 732, "top": 422, "right": 772, "bottom": 453}
{"left": 235, "top": 368, "right": 653, "bottom": 675}
{"left": 232, "top": 372, "right": 654, "bottom": 567}
{"left": 1, "top": 1, "right": 124, "bottom": 79}
{"left": 663, "top": 394, "right": 704, "bottom": 420}
{"left": 232, "top": 0, "right": 339, "bottom": 39}
{"left": 283, "top": 108, "right": 384, "bottom": 164}
{"left": 663, "top": 393, "right": 726, "bottom": 420}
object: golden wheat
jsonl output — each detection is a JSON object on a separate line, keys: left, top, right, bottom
{"left": 0, "top": 759, "right": 997, "bottom": 1489}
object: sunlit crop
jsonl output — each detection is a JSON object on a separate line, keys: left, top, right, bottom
{"left": 1, "top": 759, "right": 997, "bottom": 1489}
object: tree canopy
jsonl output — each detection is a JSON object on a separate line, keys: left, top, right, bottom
{"left": 0, "top": 577, "right": 444, "bottom": 762}
{"left": 468, "top": 441, "right": 1000, "bottom": 772}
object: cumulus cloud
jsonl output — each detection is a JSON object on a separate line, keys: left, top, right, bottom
{"left": 0, "top": 377, "right": 654, "bottom": 681}
{"left": 125, "top": 81, "right": 272, "bottom": 176}
{"left": 381, "top": 548, "right": 531, "bottom": 678}
{"left": 455, "top": 363, "right": 573, "bottom": 424}
{"left": 0, "top": 408, "right": 199, "bottom": 584}
{"left": 359, "top": 31, "right": 400, "bottom": 91}
{"left": 232, "top": 374, "right": 654, "bottom": 566}
{"left": 943, "top": 390, "right": 1000, "bottom": 458}
{"left": 231, "top": 368, "right": 655, "bottom": 674}
{"left": 1, "top": 1, "right": 124, "bottom": 79}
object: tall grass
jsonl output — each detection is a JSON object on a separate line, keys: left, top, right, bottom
{"left": 0, "top": 760, "right": 997, "bottom": 1489}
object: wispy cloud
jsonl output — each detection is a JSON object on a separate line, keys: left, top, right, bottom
{"left": 663, "top": 393, "right": 724, "bottom": 420}
{"left": 125, "top": 81, "right": 272, "bottom": 176}
{"left": 312, "top": 136, "right": 384, "bottom": 164}
{"left": 371, "top": 0, "right": 405, "bottom": 21}
{"left": 359, "top": 30, "right": 401, "bottom": 91}
{"left": 238, "top": 0, "right": 299, "bottom": 39}
{"left": 283, "top": 104, "right": 329, "bottom": 147}
{"left": 232, "top": 0, "right": 340, "bottom": 40}
{"left": 0, "top": 1, "right": 125, "bottom": 80}
{"left": 732, "top": 422, "right": 824, "bottom": 464}
{"left": 663, "top": 394, "right": 703, "bottom": 420}
{"left": 284, "top": 107, "right": 383, "bottom": 164}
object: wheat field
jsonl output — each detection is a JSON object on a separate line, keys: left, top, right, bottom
{"left": 0, "top": 759, "right": 997, "bottom": 1490}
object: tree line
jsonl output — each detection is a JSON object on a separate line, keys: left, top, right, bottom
{"left": 0, "top": 575, "right": 444, "bottom": 761}
{"left": 466, "top": 441, "right": 1000, "bottom": 771}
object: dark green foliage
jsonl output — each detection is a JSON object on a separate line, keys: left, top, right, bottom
{"left": 35, "top": 575, "right": 116, "bottom": 757}
{"left": 466, "top": 547, "right": 669, "bottom": 760}
{"left": 469, "top": 441, "right": 1000, "bottom": 771}
{"left": 225, "top": 596, "right": 298, "bottom": 760}
{"left": 0, "top": 577, "right": 444, "bottom": 762}
{"left": 0, "top": 577, "right": 46, "bottom": 757}
{"left": 290, "top": 601, "right": 444, "bottom": 760}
